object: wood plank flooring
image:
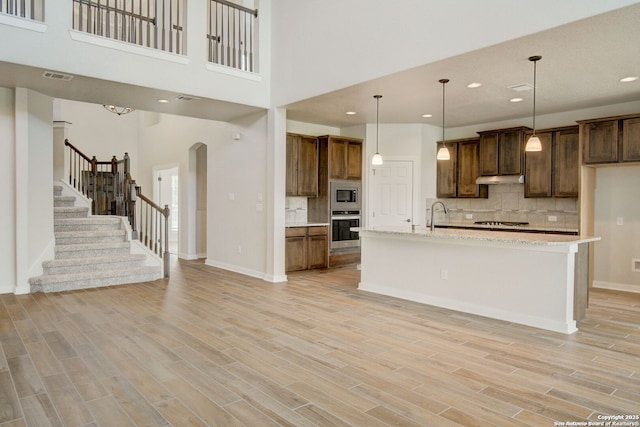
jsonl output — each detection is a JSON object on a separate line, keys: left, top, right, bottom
{"left": 1, "top": 258, "right": 639, "bottom": 426}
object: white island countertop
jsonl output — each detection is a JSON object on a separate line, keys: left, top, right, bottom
{"left": 359, "top": 226, "right": 600, "bottom": 246}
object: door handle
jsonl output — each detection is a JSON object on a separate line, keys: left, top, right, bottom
{"left": 405, "top": 219, "right": 411, "bottom": 222}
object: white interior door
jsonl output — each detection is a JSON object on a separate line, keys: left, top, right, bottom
{"left": 371, "top": 160, "right": 414, "bottom": 228}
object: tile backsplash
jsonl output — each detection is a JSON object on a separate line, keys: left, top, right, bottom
{"left": 285, "top": 197, "right": 308, "bottom": 223}
{"left": 428, "top": 184, "right": 578, "bottom": 230}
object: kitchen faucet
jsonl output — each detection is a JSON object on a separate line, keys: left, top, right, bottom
{"left": 430, "top": 200, "right": 448, "bottom": 232}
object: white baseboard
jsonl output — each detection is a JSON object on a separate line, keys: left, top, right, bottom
{"left": 593, "top": 280, "right": 640, "bottom": 294}
{"left": 204, "top": 259, "right": 265, "bottom": 281}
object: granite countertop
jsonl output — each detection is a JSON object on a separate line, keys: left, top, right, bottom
{"left": 285, "top": 222, "right": 330, "bottom": 228}
{"left": 359, "top": 226, "right": 600, "bottom": 246}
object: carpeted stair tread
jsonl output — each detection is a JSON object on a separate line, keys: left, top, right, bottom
{"left": 29, "top": 266, "right": 162, "bottom": 292}
{"left": 55, "top": 229, "right": 126, "bottom": 244}
{"left": 55, "top": 241, "right": 131, "bottom": 259}
{"left": 42, "top": 254, "right": 147, "bottom": 274}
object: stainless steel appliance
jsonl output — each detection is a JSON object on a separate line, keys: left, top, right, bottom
{"left": 330, "top": 180, "right": 361, "bottom": 212}
{"left": 330, "top": 212, "right": 361, "bottom": 249}
{"left": 330, "top": 180, "right": 362, "bottom": 249}
{"left": 474, "top": 221, "right": 529, "bottom": 227}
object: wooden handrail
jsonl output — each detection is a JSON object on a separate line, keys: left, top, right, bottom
{"left": 65, "top": 139, "right": 92, "bottom": 162}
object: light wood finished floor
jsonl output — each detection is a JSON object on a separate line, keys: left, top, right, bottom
{"left": 1, "top": 259, "right": 639, "bottom": 427}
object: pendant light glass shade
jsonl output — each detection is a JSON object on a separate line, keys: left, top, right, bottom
{"left": 525, "top": 55, "right": 543, "bottom": 152}
{"left": 437, "top": 79, "right": 451, "bottom": 161}
{"left": 372, "top": 95, "right": 383, "bottom": 165}
{"left": 436, "top": 146, "right": 451, "bottom": 160}
{"left": 372, "top": 152, "right": 384, "bottom": 165}
{"left": 525, "top": 135, "right": 542, "bottom": 152}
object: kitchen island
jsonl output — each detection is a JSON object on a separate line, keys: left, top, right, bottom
{"left": 358, "top": 226, "right": 600, "bottom": 334}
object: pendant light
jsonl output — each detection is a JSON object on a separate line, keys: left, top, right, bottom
{"left": 525, "top": 55, "right": 542, "bottom": 152}
{"left": 436, "top": 79, "right": 451, "bottom": 160}
{"left": 372, "top": 94, "right": 384, "bottom": 165}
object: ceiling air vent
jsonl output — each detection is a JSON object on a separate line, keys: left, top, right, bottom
{"left": 42, "top": 71, "right": 74, "bottom": 81}
{"left": 508, "top": 83, "right": 533, "bottom": 92}
{"left": 176, "top": 94, "right": 201, "bottom": 101}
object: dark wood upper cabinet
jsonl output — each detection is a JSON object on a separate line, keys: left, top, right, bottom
{"left": 525, "top": 126, "right": 579, "bottom": 198}
{"left": 580, "top": 114, "right": 640, "bottom": 165}
{"left": 498, "top": 129, "right": 524, "bottom": 175}
{"left": 553, "top": 127, "right": 579, "bottom": 197}
{"left": 622, "top": 117, "right": 640, "bottom": 162}
{"left": 478, "top": 132, "right": 499, "bottom": 176}
{"left": 478, "top": 127, "right": 528, "bottom": 176}
{"left": 582, "top": 120, "right": 618, "bottom": 164}
{"left": 286, "top": 133, "right": 319, "bottom": 197}
{"left": 436, "top": 139, "right": 487, "bottom": 199}
{"left": 524, "top": 132, "right": 553, "bottom": 198}
{"left": 457, "top": 139, "right": 487, "bottom": 198}
{"left": 436, "top": 142, "right": 457, "bottom": 198}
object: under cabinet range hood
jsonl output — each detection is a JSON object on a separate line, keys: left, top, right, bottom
{"left": 475, "top": 175, "right": 525, "bottom": 185}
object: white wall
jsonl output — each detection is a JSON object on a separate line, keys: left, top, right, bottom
{"left": 593, "top": 165, "right": 640, "bottom": 292}
{"left": 15, "top": 88, "right": 54, "bottom": 294}
{"left": 271, "top": 0, "right": 637, "bottom": 106}
{"left": 0, "top": 88, "right": 16, "bottom": 294}
{"left": 207, "top": 112, "right": 269, "bottom": 278}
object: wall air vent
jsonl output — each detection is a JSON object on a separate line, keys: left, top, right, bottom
{"left": 176, "top": 94, "right": 201, "bottom": 101}
{"left": 42, "top": 71, "right": 74, "bottom": 81}
{"left": 508, "top": 83, "right": 533, "bottom": 92}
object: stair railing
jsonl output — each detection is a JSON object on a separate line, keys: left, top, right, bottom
{"left": 72, "top": 0, "right": 185, "bottom": 55}
{"left": 207, "top": 0, "right": 258, "bottom": 72}
{"left": 0, "top": 0, "right": 44, "bottom": 21}
{"left": 127, "top": 177, "right": 170, "bottom": 278}
{"left": 64, "top": 139, "right": 170, "bottom": 278}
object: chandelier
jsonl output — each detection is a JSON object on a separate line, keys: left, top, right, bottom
{"left": 103, "top": 104, "right": 135, "bottom": 116}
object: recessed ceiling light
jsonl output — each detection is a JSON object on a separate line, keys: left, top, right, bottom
{"left": 345, "top": 111, "right": 357, "bottom": 115}
{"left": 422, "top": 114, "right": 433, "bottom": 118}
{"left": 510, "top": 97, "right": 524, "bottom": 103}
{"left": 157, "top": 99, "right": 170, "bottom": 103}
{"left": 620, "top": 76, "right": 639, "bottom": 83}
{"left": 467, "top": 82, "right": 482, "bottom": 88}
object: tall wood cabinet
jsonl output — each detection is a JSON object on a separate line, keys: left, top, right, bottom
{"left": 478, "top": 127, "right": 529, "bottom": 176}
{"left": 286, "top": 133, "right": 319, "bottom": 197}
{"left": 580, "top": 114, "right": 640, "bottom": 164}
{"left": 308, "top": 135, "right": 363, "bottom": 223}
{"left": 436, "top": 138, "right": 487, "bottom": 199}
{"left": 524, "top": 126, "right": 579, "bottom": 198}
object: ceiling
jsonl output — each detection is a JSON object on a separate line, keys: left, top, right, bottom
{"left": 0, "top": 60, "right": 264, "bottom": 122}
{"left": 284, "top": 3, "right": 640, "bottom": 129}
{"left": 1, "top": 4, "right": 638, "bottom": 127}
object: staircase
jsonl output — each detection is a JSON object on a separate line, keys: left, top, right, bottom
{"left": 29, "top": 186, "right": 162, "bottom": 293}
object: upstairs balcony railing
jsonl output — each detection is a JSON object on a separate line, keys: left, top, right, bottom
{"left": 207, "top": 0, "right": 258, "bottom": 72}
{"left": 72, "top": 0, "right": 185, "bottom": 55}
{"left": 0, "top": 0, "right": 44, "bottom": 21}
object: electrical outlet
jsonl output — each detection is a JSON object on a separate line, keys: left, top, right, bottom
{"left": 617, "top": 217, "right": 624, "bottom": 226}
{"left": 548, "top": 215, "right": 557, "bottom": 222}
{"left": 440, "top": 269, "right": 448, "bottom": 280}
{"left": 228, "top": 193, "right": 235, "bottom": 201}
{"left": 465, "top": 214, "right": 473, "bottom": 219}
{"left": 237, "top": 245, "right": 242, "bottom": 254}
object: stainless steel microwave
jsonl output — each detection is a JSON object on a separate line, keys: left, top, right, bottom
{"left": 330, "top": 180, "right": 361, "bottom": 211}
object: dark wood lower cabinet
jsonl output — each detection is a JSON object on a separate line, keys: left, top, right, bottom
{"left": 285, "top": 226, "right": 329, "bottom": 272}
